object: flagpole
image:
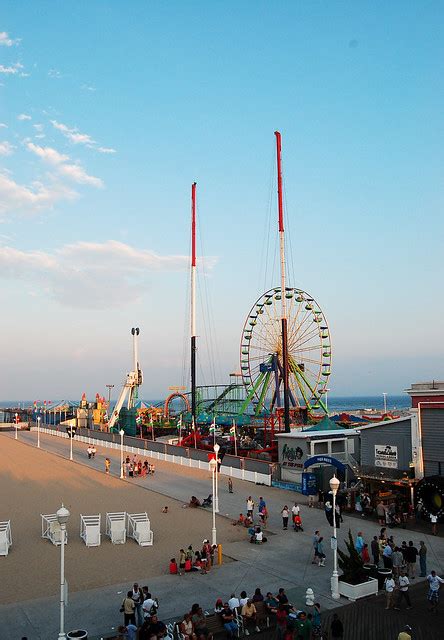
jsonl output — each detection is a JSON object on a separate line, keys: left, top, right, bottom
{"left": 192, "top": 416, "right": 197, "bottom": 449}
{"left": 150, "top": 416, "right": 155, "bottom": 441}
{"left": 213, "top": 417, "right": 216, "bottom": 447}
{"left": 178, "top": 415, "right": 182, "bottom": 445}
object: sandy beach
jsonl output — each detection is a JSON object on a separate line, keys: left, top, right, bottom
{"left": 0, "top": 436, "right": 244, "bottom": 604}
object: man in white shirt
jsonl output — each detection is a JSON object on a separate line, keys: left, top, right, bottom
{"left": 394, "top": 571, "right": 412, "bottom": 610}
{"left": 427, "top": 570, "right": 444, "bottom": 613}
{"left": 228, "top": 593, "right": 240, "bottom": 611}
{"left": 384, "top": 573, "right": 396, "bottom": 609}
{"left": 142, "top": 592, "right": 158, "bottom": 619}
{"left": 430, "top": 513, "right": 438, "bottom": 536}
{"left": 239, "top": 591, "right": 249, "bottom": 607}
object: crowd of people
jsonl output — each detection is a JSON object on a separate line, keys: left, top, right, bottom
{"left": 169, "top": 540, "right": 218, "bottom": 575}
{"left": 117, "top": 583, "right": 346, "bottom": 640}
{"left": 119, "top": 454, "right": 156, "bottom": 478}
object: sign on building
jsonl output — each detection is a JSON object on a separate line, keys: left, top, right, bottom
{"left": 374, "top": 444, "right": 398, "bottom": 469}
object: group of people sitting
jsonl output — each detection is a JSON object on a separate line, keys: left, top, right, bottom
{"left": 169, "top": 540, "right": 218, "bottom": 575}
{"left": 177, "top": 587, "right": 325, "bottom": 640}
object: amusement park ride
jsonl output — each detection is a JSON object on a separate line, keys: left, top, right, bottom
{"left": 108, "top": 328, "right": 143, "bottom": 431}
{"left": 108, "top": 132, "right": 332, "bottom": 456}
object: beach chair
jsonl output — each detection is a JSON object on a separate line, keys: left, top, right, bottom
{"left": 0, "top": 521, "right": 12, "bottom": 556}
{"left": 80, "top": 514, "right": 101, "bottom": 547}
{"left": 41, "top": 513, "right": 67, "bottom": 546}
{"left": 127, "top": 512, "right": 153, "bottom": 546}
{"left": 105, "top": 512, "right": 126, "bottom": 544}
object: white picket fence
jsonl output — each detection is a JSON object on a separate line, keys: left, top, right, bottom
{"left": 33, "top": 427, "right": 272, "bottom": 486}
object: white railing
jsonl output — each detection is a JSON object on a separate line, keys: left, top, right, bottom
{"left": 32, "top": 427, "right": 272, "bottom": 486}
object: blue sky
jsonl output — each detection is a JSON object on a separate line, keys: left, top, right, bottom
{"left": 0, "top": 2, "right": 442, "bottom": 400}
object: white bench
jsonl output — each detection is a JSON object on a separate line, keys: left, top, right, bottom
{"left": 0, "top": 520, "right": 12, "bottom": 556}
{"left": 41, "top": 514, "right": 67, "bottom": 546}
{"left": 80, "top": 514, "right": 101, "bottom": 547}
{"left": 106, "top": 512, "right": 126, "bottom": 544}
{"left": 127, "top": 512, "right": 153, "bottom": 546}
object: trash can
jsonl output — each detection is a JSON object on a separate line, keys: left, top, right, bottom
{"left": 67, "top": 631, "right": 87, "bottom": 639}
{"left": 363, "top": 563, "right": 377, "bottom": 579}
{"left": 377, "top": 569, "right": 392, "bottom": 591}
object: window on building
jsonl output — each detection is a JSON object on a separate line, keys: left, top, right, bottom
{"left": 331, "top": 440, "right": 345, "bottom": 454}
{"left": 313, "top": 441, "right": 328, "bottom": 455}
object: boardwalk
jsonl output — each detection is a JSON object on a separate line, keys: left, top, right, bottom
{"left": 322, "top": 581, "right": 440, "bottom": 640}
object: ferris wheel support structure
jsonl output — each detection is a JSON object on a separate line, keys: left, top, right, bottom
{"left": 275, "top": 131, "right": 291, "bottom": 433}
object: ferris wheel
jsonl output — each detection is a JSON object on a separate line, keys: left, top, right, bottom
{"left": 239, "top": 287, "right": 332, "bottom": 416}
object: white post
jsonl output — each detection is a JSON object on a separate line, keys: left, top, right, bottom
{"left": 69, "top": 427, "right": 73, "bottom": 461}
{"left": 330, "top": 474, "right": 340, "bottom": 600}
{"left": 14, "top": 413, "right": 18, "bottom": 440}
{"left": 56, "top": 504, "right": 69, "bottom": 640}
{"left": 383, "top": 392, "right": 387, "bottom": 414}
{"left": 120, "top": 429, "right": 125, "bottom": 479}
{"left": 233, "top": 420, "right": 238, "bottom": 457}
{"left": 37, "top": 416, "right": 41, "bottom": 448}
{"left": 179, "top": 416, "right": 182, "bottom": 445}
{"left": 214, "top": 443, "right": 220, "bottom": 514}
{"left": 210, "top": 459, "right": 217, "bottom": 545}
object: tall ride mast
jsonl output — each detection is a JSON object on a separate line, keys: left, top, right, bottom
{"left": 191, "top": 182, "right": 197, "bottom": 425}
{"left": 274, "top": 131, "right": 291, "bottom": 433}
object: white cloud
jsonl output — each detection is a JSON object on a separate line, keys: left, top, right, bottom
{"left": 34, "top": 133, "right": 46, "bottom": 139}
{"left": 0, "top": 141, "right": 14, "bottom": 156}
{"left": 26, "top": 142, "right": 69, "bottom": 165}
{"left": 48, "top": 68, "right": 62, "bottom": 78}
{"left": 50, "top": 120, "right": 94, "bottom": 145}
{"left": 81, "top": 84, "right": 96, "bottom": 92}
{"left": 0, "top": 172, "right": 77, "bottom": 216}
{"left": 0, "top": 62, "right": 24, "bottom": 74}
{"left": 0, "top": 240, "right": 210, "bottom": 307}
{"left": 33, "top": 123, "right": 44, "bottom": 132}
{"left": 0, "top": 123, "right": 8, "bottom": 128}
{"left": 17, "top": 113, "right": 31, "bottom": 121}
{"left": 97, "top": 146, "right": 116, "bottom": 154}
{"left": 0, "top": 32, "right": 20, "bottom": 47}
{"left": 26, "top": 142, "right": 103, "bottom": 188}
{"left": 58, "top": 163, "right": 103, "bottom": 188}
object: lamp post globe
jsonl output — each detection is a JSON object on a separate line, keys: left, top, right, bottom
{"left": 329, "top": 474, "right": 340, "bottom": 600}
{"left": 56, "top": 504, "right": 70, "bottom": 525}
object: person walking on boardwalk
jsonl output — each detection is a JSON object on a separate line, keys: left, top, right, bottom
{"left": 330, "top": 613, "right": 344, "bottom": 640}
{"left": 419, "top": 541, "right": 427, "bottom": 577}
{"left": 405, "top": 541, "right": 418, "bottom": 579}
{"left": 246, "top": 496, "right": 254, "bottom": 518}
{"left": 105, "top": 457, "right": 111, "bottom": 474}
{"left": 312, "top": 530, "right": 320, "bottom": 564}
{"left": 430, "top": 512, "right": 438, "bottom": 535}
{"left": 394, "top": 570, "right": 412, "bottom": 610}
{"left": 228, "top": 477, "right": 233, "bottom": 493}
{"left": 384, "top": 572, "right": 396, "bottom": 609}
{"left": 371, "top": 535, "right": 380, "bottom": 566}
{"left": 427, "top": 570, "right": 444, "bottom": 613}
{"left": 281, "top": 505, "right": 289, "bottom": 530}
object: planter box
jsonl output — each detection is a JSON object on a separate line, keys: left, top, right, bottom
{"left": 338, "top": 576, "right": 378, "bottom": 602}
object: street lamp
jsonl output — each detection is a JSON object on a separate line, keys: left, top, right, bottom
{"left": 383, "top": 392, "right": 387, "bottom": 414}
{"left": 330, "top": 474, "right": 341, "bottom": 600}
{"left": 14, "top": 412, "right": 18, "bottom": 440}
{"left": 56, "top": 504, "right": 70, "bottom": 639}
{"left": 209, "top": 457, "right": 217, "bottom": 545}
{"left": 69, "top": 426, "right": 73, "bottom": 461}
{"left": 37, "top": 415, "right": 41, "bottom": 448}
{"left": 214, "top": 443, "right": 220, "bottom": 514}
{"left": 120, "top": 429, "right": 125, "bottom": 479}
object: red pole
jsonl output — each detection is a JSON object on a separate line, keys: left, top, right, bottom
{"left": 191, "top": 182, "right": 197, "bottom": 267}
{"left": 274, "top": 131, "right": 284, "bottom": 233}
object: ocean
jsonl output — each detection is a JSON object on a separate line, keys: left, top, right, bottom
{"left": 0, "top": 395, "right": 411, "bottom": 413}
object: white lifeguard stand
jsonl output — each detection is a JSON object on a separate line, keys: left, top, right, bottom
{"left": 106, "top": 512, "right": 126, "bottom": 544}
{"left": 0, "top": 521, "right": 12, "bottom": 556}
{"left": 127, "top": 512, "right": 153, "bottom": 546}
{"left": 80, "top": 514, "right": 101, "bottom": 547}
{"left": 41, "top": 513, "right": 67, "bottom": 546}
